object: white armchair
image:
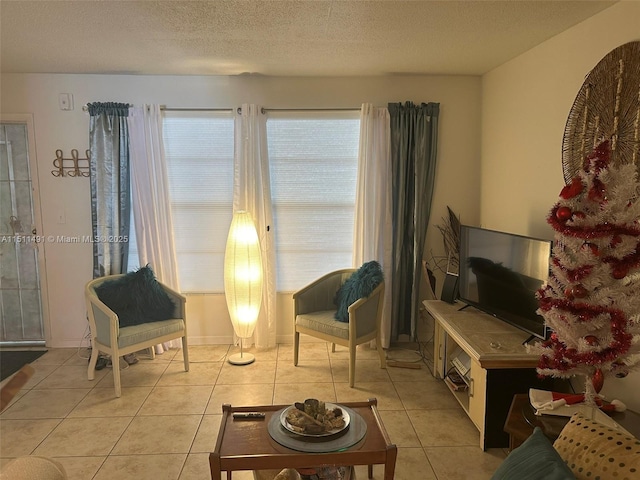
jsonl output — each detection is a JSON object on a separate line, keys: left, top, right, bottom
{"left": 85, "top": 274, "right": 189, "bottom": 397}
{"left": 293, "top": 268, "right": 386, "bottom": 387}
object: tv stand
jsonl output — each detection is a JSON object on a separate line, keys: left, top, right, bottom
{"left": 423, "top": 300, "right": 563, "bottom": 450}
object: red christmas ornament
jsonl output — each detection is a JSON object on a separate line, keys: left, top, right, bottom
{"left": 538, "top": 295, "right": 552, "bottom": 308}
{"left": 560, "top": 177, "right": 584, "bottom": 199}
{"left": 584, "top": 335, "right": 599, "bottom": 346}
{"left": 612, "top": 265, "right": 628, "bottom": 280}
{"left": 572, "top": 284, "right": 588, "bottom": 298}
{"left": 556, "top": 206, "right": 572, "bottom": 221}
{"left": 591, "top": 368, "right": 604, "bottom": 393}
{"left": 564, "top": 286, "right": 574, "bottom": 300}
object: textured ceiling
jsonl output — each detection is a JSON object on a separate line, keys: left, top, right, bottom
{"left": 0, "top": 0, "right": 617, "bottom": 77}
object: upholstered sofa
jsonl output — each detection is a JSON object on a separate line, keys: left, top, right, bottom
{"left": 492, "top": 413, "right": 640, "bottom": 480}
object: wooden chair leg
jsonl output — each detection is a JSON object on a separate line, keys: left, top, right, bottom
{"left": 377, "top": 339, "right": 386, "bottom": 369}
{"left": 349, "top": 346, "right": 356, "bottom": 388}
{"left": 182, "top": 335, "right": 190, "bottom": 372}
{"left": 113, "top": 356, "right": 122, "bottom": 398}
{"left": 331, "top": 343, "right": 336, "bottom": 353}
{"left": 293, "top": 331, "right": 300, "bottom": 366}
{"left": 87, "top": 344, "right": 99, "bottom": 381}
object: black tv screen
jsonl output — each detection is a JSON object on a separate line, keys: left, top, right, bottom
{"left": 458, "top": 225, "right": 552, "bottom": 340}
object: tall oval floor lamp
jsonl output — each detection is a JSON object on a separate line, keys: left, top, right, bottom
{"left": 224, "top": 210, "right": 263, "bottom": 365}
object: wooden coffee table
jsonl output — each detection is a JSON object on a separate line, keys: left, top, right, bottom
{"left": 209, "top": 398, "right": 397, "bottom": 480}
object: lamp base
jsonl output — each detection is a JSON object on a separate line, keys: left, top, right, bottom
{"left": 228, "top": 352, "right": 255, "bottom": 365}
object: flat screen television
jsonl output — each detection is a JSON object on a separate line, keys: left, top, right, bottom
{"left": 458, "top": 225, "right": 552, "bottom": 341}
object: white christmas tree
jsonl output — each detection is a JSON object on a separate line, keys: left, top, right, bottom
{"left": 536, "top": 140, "right": 640, "bottom": 404}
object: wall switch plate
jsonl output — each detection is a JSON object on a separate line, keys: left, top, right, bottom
{"left": 58, "top": 93, "right": 73, "bottom": 111}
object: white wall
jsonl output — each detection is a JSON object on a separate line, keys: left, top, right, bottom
{"left": 0, "top": 73, "right": 481, "bottom": 348}
{"left": 481, "top": 1, "right": 640, "bottom": 411}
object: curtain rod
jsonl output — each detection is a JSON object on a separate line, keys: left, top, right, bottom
{"left": 82, "top": 105, "right": 361, "bottom": 113}
{"left": 261, "top": 107, "right": 360, "bottom": 112}
{"left": 82, "top": 105, "right": 234, "bottom": 113}
{"left": 163, "top": 107, "right": 361, "bottom": 113}
{"left": 161, "top": 107, "right": 235, "bottom": 112}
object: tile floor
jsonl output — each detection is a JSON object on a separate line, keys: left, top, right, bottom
{"left": 0, "top": 343, "right": 507, "bottom": 479}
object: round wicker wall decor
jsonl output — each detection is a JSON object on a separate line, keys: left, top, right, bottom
{"left": 562, "top": 41, "right": 640, "bottom": 184}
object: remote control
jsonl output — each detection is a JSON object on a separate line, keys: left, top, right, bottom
{"left": 232, "top": 412, "right": 266, "bottom": 419}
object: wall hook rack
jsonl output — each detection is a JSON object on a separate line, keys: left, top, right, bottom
{"left": 52, "top": 149, "right": 90, "bottom": 177}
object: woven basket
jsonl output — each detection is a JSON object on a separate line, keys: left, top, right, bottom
{"left": 562, "top": 41, "right": 640, "bottom": 184}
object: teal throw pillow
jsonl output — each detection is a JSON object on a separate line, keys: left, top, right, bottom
{"left": 491, "top": 427, "right": 575, "bottom": 480}
{"left": 95, "top": 265, "right": 176, "bottom": 327}
{"left": 334, "top": 261, "right": 384, "bottom": 323}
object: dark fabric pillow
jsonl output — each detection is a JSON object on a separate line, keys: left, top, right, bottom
{"left": 333, "top": 261, "right": 384, "bottom": 323}
{"left": 491, "top": 427, "right": 575, "bottom": 480}
{"left": 94, "top": 265, "right": 176, "bottom": 327}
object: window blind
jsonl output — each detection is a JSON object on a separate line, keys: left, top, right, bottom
{"left": 267, "top": 112, "right": 360, "bottom": 291}
{"left": 163, "top": 111, "right": 234, "bottom": 292}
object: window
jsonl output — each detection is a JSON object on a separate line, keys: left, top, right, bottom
{"left": 163, "top": 111, "right": 234, "bottom": 292}
{"left": 267, "top": 112, "right": 360, "bottom": 291}
{"left": 131, "top": 110, "right": 360, "bottom": 293}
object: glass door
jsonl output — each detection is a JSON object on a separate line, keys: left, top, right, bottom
{"left": 0, "top": 118, "right": 45, "bottom": 345}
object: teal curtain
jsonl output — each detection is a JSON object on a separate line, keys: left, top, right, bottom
{"left": 88, "top": 102, "right": 131, "bottom": 278}
{"left": 388, "top": 101, "right": 439, "bottom": 339}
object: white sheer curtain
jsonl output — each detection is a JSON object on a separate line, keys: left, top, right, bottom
{"left": 233, "top": 104, "right": 277, "bottom": 348}
{"left": 128, "top": 104, "right": 181, "bottom": 350}
{"left": 354, "top": 103, "right": 393, "bottom": 348}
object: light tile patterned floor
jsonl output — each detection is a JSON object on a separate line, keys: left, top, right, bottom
{"left": 0, "top": 344, "right": 507, "bottom": 479}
